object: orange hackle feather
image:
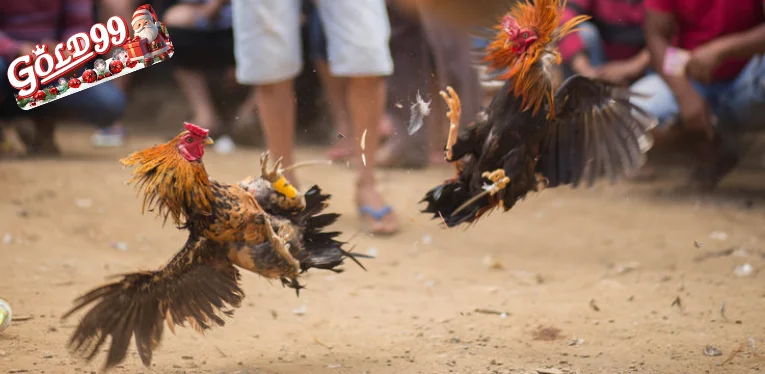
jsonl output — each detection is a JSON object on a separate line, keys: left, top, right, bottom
{"left": 484, "top": 0, "right": 590, "bottom": 117}
{"left": 120, "top": 131, "right": 215, "bottom": 226}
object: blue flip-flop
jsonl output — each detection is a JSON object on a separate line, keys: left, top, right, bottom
{"left": 358, "top": 205, "right": 397, "bottom": 235}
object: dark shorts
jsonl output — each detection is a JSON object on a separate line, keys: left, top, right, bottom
{"left": 307, "top": 6, "right": 328, "bottom": 62}
{"left": 0, "top": 57, "right": 125, "bottom": 128}
{"left": 165, "top": 27, "right": 235, "bottom": 69}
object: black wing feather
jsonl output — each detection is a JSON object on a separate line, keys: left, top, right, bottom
{"left": 537, "top": 75, "right": 657, "bottom": 188}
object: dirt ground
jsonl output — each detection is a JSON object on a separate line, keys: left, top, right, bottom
{"left": 1, "top": 127, "right": 765, "bottom": 374}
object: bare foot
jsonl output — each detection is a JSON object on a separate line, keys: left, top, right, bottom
{"left": 379, "top": 113, "right": 394, "bottom": 138}
{"left": 356, "top": 181, "right": 398, "bottom": 235}
{"left": 327, "top": 138, "right": 352, "bottom": 161}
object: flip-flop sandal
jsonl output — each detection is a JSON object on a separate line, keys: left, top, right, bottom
{"left": 358, "top": 205, "right": 398, "bottom": 236}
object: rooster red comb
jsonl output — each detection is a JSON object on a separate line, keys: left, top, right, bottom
{"left": 502, "top": 14, "right": 520, "bottom": 39}
{"left": 184, "top": 122, "right": 209, "bottom": 138}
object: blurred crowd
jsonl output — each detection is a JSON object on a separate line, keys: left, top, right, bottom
{"left": 1, "top": 0, "right": 763, "bottom": 234}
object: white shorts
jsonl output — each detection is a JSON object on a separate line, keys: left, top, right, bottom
{"left": 232, "top": 0, "right": 394, "bottom": 85}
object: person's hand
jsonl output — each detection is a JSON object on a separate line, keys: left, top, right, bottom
{"left": 42, "top": 39, "right": 74, "bottom": 59}
{"left": 686, "top": 41, "right": 725, "bottom": 83}
{"left": 677, "top": 87, "right": 714, "bottom": 139}
{"left": 16, "top": 42, "right": 37, "bottom": 57}
{"left": 571, "top": 53, "right": 598, "bottom": 78}
{"left": 594, "top": 60, "right": 640, "bottom": 86}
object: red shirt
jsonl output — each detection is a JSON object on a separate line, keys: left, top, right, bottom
{"left": 560, "top": 0, "right": 645, "bottom": 63}
{"left": 0, "top": 0, "right": 93, "bottom": 60}
{"left": 645, "top": 0, "right": 765, "bottom": 81}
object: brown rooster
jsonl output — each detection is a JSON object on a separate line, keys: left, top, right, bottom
{"left": 421, "top": 0, "right": 657, "bottom": 228}
{"left": 62, "top": 123, "right": 364, "bottom": 370}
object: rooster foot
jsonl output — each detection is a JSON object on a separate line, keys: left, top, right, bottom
{"left": 281, "top": 277, "right": 305, "bottom": 297}
{"left": 440, "top": 86, "right": 462, "bottom": 162}
{"left": 264, "top": 216, "right": 300, "bottom": 275}
{"left": 482, "top": 169, "right": 510, "bottom": 195}
{"left": 259, "top": 151, "right": 285, "bottom": 182}
{"left": 534, "top": 173, "right": 549, "bottom": 192}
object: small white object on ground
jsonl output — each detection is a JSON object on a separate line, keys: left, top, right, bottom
{"left": 710, "top": 231, "right": 728, "bottom": 241}
{"left": 422, "top": 234, "right": 433, "bottom": 245}
{"left": 0, "top": 299, "right": 12, "bottom": 333}
{"left": 366, "top": 247, "right": 378, "bottom": 257}
{"left": 292, "top": 305, "right": 307, "bottom": 316}
{"left": 734, "top": 263, "right": 754, "bottom": 277}
{"left": 2, "top": 233, "right": 12, "bottom": 245}
{"left": 75, "top": 198, "right": 92, "bottom": 208}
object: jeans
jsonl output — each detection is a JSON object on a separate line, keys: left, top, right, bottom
{"left": 563, "top": 22, "right": 606, "bottom": 78}
{"left": 630, "top": 55, "right": 765, "bottom": 131}
{"left": 0, "top": 57, "right": 126, "bottom": 128}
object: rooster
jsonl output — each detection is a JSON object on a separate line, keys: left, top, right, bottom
{"left": 62, "top": 123, "right": 364, "bottom": 370}
{"left": 421, "top": 0, "right": 657, "bottom": 228}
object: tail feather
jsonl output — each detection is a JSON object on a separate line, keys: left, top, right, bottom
{"left": 420, "top": 181, "right": 489, "bottom": 227}
{"left": 295, "top": 185, "right": 368, "bottom": 272}
{"left": 62, "top": 238, "right": 243, "bottom": 370}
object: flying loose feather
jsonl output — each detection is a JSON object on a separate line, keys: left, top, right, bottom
{"left": 408, "top": 91, "right": 432, "bottom": 135}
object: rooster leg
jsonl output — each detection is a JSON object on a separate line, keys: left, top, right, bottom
{"left": 440, "top": 86, "right": 462, "bottom": 162}
{"left": 481, "top": 169, "right": 511, "bottom": 195}
{"left": 534, "top": 172, "right": 549, "bottom": 192}
{"left": 263, "top": 216, "right": 300, "bottom": 276}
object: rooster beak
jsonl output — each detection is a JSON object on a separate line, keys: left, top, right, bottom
{"left": 204, "top": 137, "right": 214, "bottom": 146}
{"left": 504, "top": 39, "right": 512, "bottom": 48}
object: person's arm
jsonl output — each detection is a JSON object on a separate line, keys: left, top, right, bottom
{"left": 198, "top": 0, "right": 229, "bottom": 21}
{"left": 709, "top": 24, "right": 765, "bottom": 60}
{"left": 644, "top": 6, "right": 713, "bottom": 137}
{"left": 0, "top": 32, "right": 23, "bottom": 60}
{"left": 0, "top": 32, "right": 38, "bottom": 60}
{"left": 629, "top": 48, "right": 651, "bottom": 72}
{"left": 644, "top": 9, "right": 698, "bottom": 101}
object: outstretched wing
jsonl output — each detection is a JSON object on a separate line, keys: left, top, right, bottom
{"left": 537, "top": 75, "right": 658, "bottom": 188}
{"left": 62, "top": 235, "right": 243, "bottom": 370}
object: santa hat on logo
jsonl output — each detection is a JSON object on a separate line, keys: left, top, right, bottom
{"left": 131, "top": 4, "right": 159, "bottom": 28}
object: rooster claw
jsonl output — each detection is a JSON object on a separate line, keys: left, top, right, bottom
{"left": 259, "top": 151, "right": 286, "bottom": 182}
{"left": 264, "top": 216, "right": 301, "bottom": 275}
{"left": 281, "top": 277, "right": 305, "bottom": 297}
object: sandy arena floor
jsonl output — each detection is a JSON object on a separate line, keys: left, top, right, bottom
{"left": 1, "top": 128, "right": 764, "bottom": 374}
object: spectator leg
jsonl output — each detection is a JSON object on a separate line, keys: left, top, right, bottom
{"left": 375, "top": 3, "right": 431, "bottom": 169}
{"left": 626, "top": 73, "right": 684, "bottom": 180}
{"left": 232, "top": 0, "right": 302, "bottom": 182}
{"left": 174, "top": 68, "right": 221, "bottom": 134}
{"left": 255, "top": 81, "right": 298, "bottom": 184}
{"left": 55, "top": 82, "right": 126, "bottom": 130}
{"left": 718, "top": 55, "right": 765, "bottom": 131}
{"left": 27, "top": 118, "right": 59, "bottom": 155}
{"left": 315, "top": 59, "right": 352, "bottom": 160}
{"left": 318, "top": 0, "right": 398, "bottom": 234}
{"left": 421, "top": 11, "right": 482, "bottom": 165}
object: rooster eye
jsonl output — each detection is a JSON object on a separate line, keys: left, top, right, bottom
{"left": 522, "top": 32, "right": 529, "bottom": 38}
{"left": 185, "top": 137, "right": 193, "bottom": 143}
